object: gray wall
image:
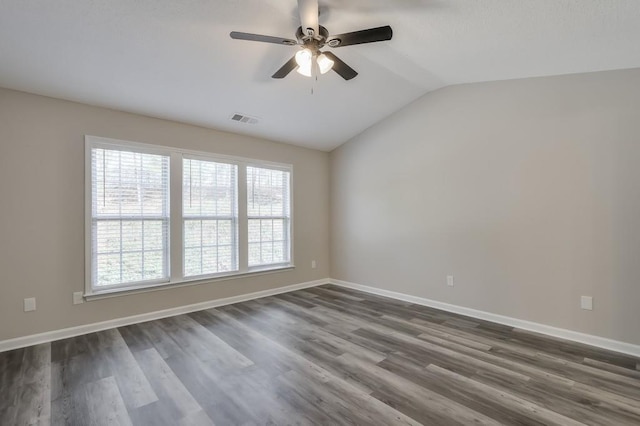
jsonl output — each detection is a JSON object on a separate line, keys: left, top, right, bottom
{"left": 0, "top": 88, "right": 330, "bottom": 341}
{"left": 331, "top": 68, "right": 640, "bottom": 346}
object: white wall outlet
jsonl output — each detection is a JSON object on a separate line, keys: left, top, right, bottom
{"left": 24, "top": 297, "right": 36, "bottom": 312}
{"left": 447, "top": 275, "right": 454, "bottom": 287}
{"left": 581, "top": 296, "right": 593, "bottom": 310}
{"left": 311, "top": 260, "right": 317, "bottom": 269}
{"left": 73, "top": 292, "right": 84, "bottom": 305}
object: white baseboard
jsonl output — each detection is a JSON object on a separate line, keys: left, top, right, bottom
{"left": 330, "top": 279, "right": 640, "bottom": 358}
{"left": 5, "top": 277, "right": 639, "bottom": 359}
{"left": 0, "top": 279, "right": 329, "bottom": 353}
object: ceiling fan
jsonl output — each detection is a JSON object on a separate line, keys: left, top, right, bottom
{"left": 230, "top": 0, "right": 392, "bottom": 80}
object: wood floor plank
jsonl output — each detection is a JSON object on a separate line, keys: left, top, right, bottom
{"left": 252, "top": 299, "right": 388, "bottom": 364}
{"left": 512, "top": 328, "right": 640, "bottom": 369}
{"left": 425, "top": 364, "right": 586, "bottom": 426}
{"left": 377, "top": 352, "right": 544, "bottom": 425}
{"left": 217, "top": 304, "right": 377, "bottom": 394}
{"left": 277, "top": 368, "right": 421, "bottom": 426}
{"left": 473, "top": 370, "right": 640, "bottom": 425}
{"left": 163, "top": 351, "right": 251, "bottom": 425}
{"left": 399, "top": 317, "right": 494, "bottom": 351}
{"left": 188, "top": 309, "right": 292, "bottom": 377}
{"left": 132, "top": 348, "right": 209, "bottom": 424}
{"left": 583, "top": 357, "right": 640, "bottom": 379}
{"left": 13, "top": 343, "right": 51, "bottom": 426}
{"left": 380, "top": 348, "right": 628, "bottom": 425}
{"left": 50, "top": 334, "right": 110, "bottom": 426}
{"left": 118, "top": 324, "right": 154, "bottom": 354}
{"left": 294, "top": 300, "right": 526, "bottom": 385}
{"left": 177, "top": 409, "right": 217, "bottom": 426}
{"left": 84, "top": 376, "right": 133, "bottom": 426}
{"left": 417, "top": 331, "right": 640, "bottom": 425}
{"left": 491, "top": 346, "right": 640, "bottom": 400}
{"left": 416, "top": 332, "right": 575, "bottom": 386}
{"left": 323, "top": 284, "right": 414, "bottom": 308}
{"left": 127, "top": 400, "right": 179, "bottom": 426}
{"left": 307, "top": 286, "right": 366, "bottom": 301}
{"left": 158, "top": 315, "right": 254, "bottom": 370}
{"left": 537, "top": 352, "right": 640, "bottom": 394}
{"left": 2, "top": 284, "right": 640, "bottom": 425}
{"left": 95, "top": 329, "right": 158, "bottom": 410}
{"left": 134, "top": 320, "right": 184, "bottom": 359}
{"left": 220, "top": 366, "right": 314, "bottom": 425}
{"left": 418, "top": 326, "right": 575, "bottom": 386}
{"left": 0, "top": 348, "right": 25, "bottom": 425}
{"left": 334, "top": 353, "right": 502, "bottom": 426}
{"left": 572, "top": 382, "right": 640, "bottom": 418}
{"left": 358, "top": 327, "right": 532, "bottom": 383}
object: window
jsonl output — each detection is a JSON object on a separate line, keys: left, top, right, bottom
{"left": 247, "top": 166, "right": 291, "bottom": 267}
{"left": 90, "top": 147, "right": 170, "bottom": 288}
{"left": 183, "top": 158, "right": 238, "bottom": 277}
{"left": 86, "top": 136, "right": 293, "bottom": 296}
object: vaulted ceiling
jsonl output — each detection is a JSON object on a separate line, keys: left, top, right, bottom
{"left": 1, "top": 1, "right": 639, "bottom": 151}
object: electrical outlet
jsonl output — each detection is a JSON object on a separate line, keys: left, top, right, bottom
{"left": 447, "top": 275, "right": 454, "bottom": 287}
{"left": 311, "top": 260, "right": 317, "bottom": 269}
{"left": 73, "top": 292, "right": 84, "bottom": 305}
{"left": 24, "top": 297, "right": 36, "bottom": 312}
{"left": 581, "top": 296, "right": 593, "bottom": 310}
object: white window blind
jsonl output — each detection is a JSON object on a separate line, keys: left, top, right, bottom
{"left": 247, "top": 166, "right": 291, "bottom": 267}
{"left": 91, "top": 147, "right": 170, "bottom": 288}
{"left": 183, "top": 158, "right": 238, "bottom": 277}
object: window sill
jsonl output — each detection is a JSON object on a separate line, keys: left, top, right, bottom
{"left": 84, "top": 265, "right": 295, "bottom": 301}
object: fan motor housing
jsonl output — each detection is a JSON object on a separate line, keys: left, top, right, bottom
{"left": 296, "top": 25, "right": 329, "bottom": 47}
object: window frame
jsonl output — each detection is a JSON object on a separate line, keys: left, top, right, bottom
{"left": 246, "top": 164, "right": 292, "bottom": 269}
{"left": 85, "top": 135, "right": 294, "bottom": 298}
{"left": 182, "top": 155, "right": 239, "bottom": 279}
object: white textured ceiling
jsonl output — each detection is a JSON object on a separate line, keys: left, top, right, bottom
{"left": 1, "top": 1, "right": 639, "bottom": 151}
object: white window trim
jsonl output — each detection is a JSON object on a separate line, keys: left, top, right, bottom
{"left": 182, "top": 155, "right": 240, "bottom": 278}
{"left": 246, "top": 164, "right": 292, "bottom": 269}
{"left": 85, "top": 135, "right": 294, "bottom": 298}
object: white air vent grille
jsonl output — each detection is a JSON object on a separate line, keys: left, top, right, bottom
{"left": 230, "top": 113, "right": 259, "bottom": 124}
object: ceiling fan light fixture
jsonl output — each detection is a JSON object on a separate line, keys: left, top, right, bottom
{"left": 295, "top": 48, "right": 314, "bottom": 77}
{"left": 296, "top": 62, "right": 313, "bottom": 77}
{"left": 295, "top": 48, "right": 312, "bottom": 67}
{"left": 316, "top": 53, "right": 334, "bottom": 74}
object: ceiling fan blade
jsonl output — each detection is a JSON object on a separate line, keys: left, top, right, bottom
{"left": 230, "top": 31, "right": 297, "bottom": 46}
{"left": 327, "top": 25, "right": 393, "bottom": 47}
{"left": 323, "top": 52, "right": 357, "bottom": 80}
{"left": 298, "top": 0, "right": 319, "bottom": 37}
{"left": 272, "top": 56, "right": 298, "bottom": 79}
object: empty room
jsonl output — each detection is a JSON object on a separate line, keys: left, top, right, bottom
{"left": 1, "top": 0, "right": 640, "bottom": 425}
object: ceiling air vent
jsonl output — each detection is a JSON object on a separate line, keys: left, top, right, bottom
{"left": 230, "top": 113, "right": 259, "bottom": 124}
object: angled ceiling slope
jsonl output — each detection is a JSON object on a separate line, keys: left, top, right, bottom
{"left": 1, "top": 0, "right": 639, "bottom": 151}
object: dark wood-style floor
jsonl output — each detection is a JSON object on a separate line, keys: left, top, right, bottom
{"left": 1, "top": 285, "right": 640, "bottom": 425}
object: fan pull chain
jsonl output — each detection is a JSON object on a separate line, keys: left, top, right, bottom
{"left": 311, "top": 58, "right": 318, "bottom": 95}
